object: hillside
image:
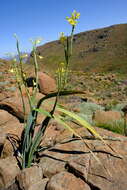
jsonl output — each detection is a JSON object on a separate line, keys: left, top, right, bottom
{"left": 29, "top": 23, "right": 127, "bottom": 74}
{"left": 1, "top": 24, "right": 127, "bottom": 107}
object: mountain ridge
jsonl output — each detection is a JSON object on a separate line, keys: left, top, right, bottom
{"left": 29, "top": 23, "right": 127, "bottom": 74}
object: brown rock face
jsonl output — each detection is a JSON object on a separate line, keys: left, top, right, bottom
{"left": 39, "top": 156, "right": 66, "bottom": 178}
{"left": 0, "top": 156, "right": 20, "bottom": 188}
{"left": 0, "top": 110, "right": 24, "bottom": 158}
{"left": 28, "top": 178, "right": 49, "bottom": 190}
{"left": 93, "top": 110, "right": 122, "bottom": 124}
{"left": 46, "top": 171, "right": 90, "bottom": 190}
{"left": 0, "top": 109, "right": 20, "bottom": 125}
{"left": 38, "top": 72, "right": 56, "bottom": 95}
{"left": 39, "top": 130, "right": 127, "bottom": 190}
{"left": 16, "top": 166, "right": 42, "bottom": 190}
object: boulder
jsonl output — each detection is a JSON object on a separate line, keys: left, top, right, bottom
{"left": 0, "top": 110, "right": 23, "bottom": 158}
{"left": 28, "top": 178, "right": 49, "bottom": 190}
{"left": 46, "top": 171, "right": 90, "bottom": 190}
{"left": 16, "top": 166, "right": 42, "bottom": 190}
{"left": 0, "top": 183, "right": 19, "bottom": 190}
{"left": 0, "top": 132, "right": 6, "bottom": 155}
{"left": 0, "top": 102, "right": 25, "bottom": 123}
{"left": 40, "top": 120, "right": 65, "bottom": 147}
{"left": 93, "top": 110, "right": 122, "bottom": 124}
{"left": 39, "top": 156, "right": 66, "bottom": 178}
{"left": 0, "top": 156, "right": 20, "bottom": 189}
{"left": 38, "top": 72, "right": 57, "bottom": 95}
{"left": 0, "top": 109, "right": 19, "bottom": 125}
{"left": 38, "top": 128, "right": 127, "bottom": 190}
{"left": 1, "top": 124, "right": 23, "bottom": 158}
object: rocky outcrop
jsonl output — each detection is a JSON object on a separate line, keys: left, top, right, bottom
{"left": 0, "top": 122, "right": 127, "bottom": 190}
{"left": 38, "top": 130, "right": 127, "bottom": 190}
{"left": 24, "top": 72, "right": 57, "bottom": 95}
{"left": 93, "top": 110, "right": 122, "bottom": 124}
{"left": 1, "top": 73, "right": 127, "bottom": 190}
{"left": 0, "top": 156, "right": 20, "bottom": 189}
{"left": 0, "top": 101, "right": 25, "bottom": 123}
{"left": 46, "top": 171, "right": 90, "bottom": 190}
{"left": 38, "top": 72, "right": 57, "bottom": 95}
{"left": 0, "top": 109, "right": 23, "bottom": 158}
{"left": 16, "top": 166, "right": 43, "bottom": 190}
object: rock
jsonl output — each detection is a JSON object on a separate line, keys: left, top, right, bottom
{"left": 38, "top": 72, "right": 56, "bottom": 95}
{"left": 40, "top": 121, "right": 65, "bottom": 147}
{"left": 46, "top": 171, "right": 90, "bottom": 190}
{"left": 14, "top": 87, "right": 34, "bottom": 98}
{"left": 16, "top": 166, "right": 42, "bottom": 190}
{"left": 65, "top": 155, "right": 90, "bottom": 181}
{"left": 87, "top": 153, "right": 127, "bottom": 190}
{"left": 28, "top": 178, "right": 49, "bottom": 190}
{"left": 0, "top": 109, "right": 19, "bottom": 125}
{"left": 39, "top": 156, "right": 66, "bottom": 178}
{"left": 0, "top": 156, "right": 20, "bottom": 189}
{"left": 0, "top": 118, "right": 23, "bottom": 158}
{"left": 0, "top": 102, "right": 25, "bottom": 123}
{"left": 1, "top": 183, "right": 19, "bottom": 190}
{"left": 93, "top": 110, "right": 122, "bottom": 124}
{"left": 0, "top": 132, "right": 6, "bottom": 155}
{"left": 38, "top": 128, "right": 127, "bottom": 190}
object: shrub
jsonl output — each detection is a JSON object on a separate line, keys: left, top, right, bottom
{"left": 78, "top": 102, "right": 104, "bottom": 115}
{"left": 96, "top": 119, "right": 125, "bottom": 135}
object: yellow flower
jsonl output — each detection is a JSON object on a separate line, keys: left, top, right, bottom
{"left": 33, "top": 80, "right": 37, "bottom": 87}
{"left": 38, "top": 55, "right": 43, "bottom": 59}
{"left": 66, "top": 18, "right": 77, "bottom": 26}
{"left": 21, "top": 54, "right": 28, "bottom": 59}
{"left": 72, "top": 10, "right": 80, "bottom": 19}
{"left": 59, "top": 32, "right": 67, "bottom": 44}
{"left": 60, "top": 62, "right": 65, "bottom": 67}
{"left": 30, "top": 37, "right": 42, "bottom": 45}
{"left": 23, "top": 72, "right": 26, "bottom": 78}
{"left": 59, "top": 62, "right": 65, "bottom": 73}
{"left": 35, "top": 38, "right": 42, "bottom": 44}
{"left": 61, "top": 67, "right": 65, "bottom": 73}
{"left": 13, "top": 58, "right": 17, "bottom": 62}
{"left": 9, "top": 68, "right": 14, "bottom": 73}
{"left": 66, "top": 10, "right": 80, "bottom": 26}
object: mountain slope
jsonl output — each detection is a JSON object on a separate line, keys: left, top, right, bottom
{"left": 29, "top": 24, "right": 127, "bottom": 74}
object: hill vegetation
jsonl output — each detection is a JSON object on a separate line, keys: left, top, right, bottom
{"left": 28, "top": 23, "right": 127, "bottom": 74}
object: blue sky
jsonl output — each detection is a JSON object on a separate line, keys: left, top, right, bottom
{"left": 0, "top": 0, "right": 127, "bottom": 57}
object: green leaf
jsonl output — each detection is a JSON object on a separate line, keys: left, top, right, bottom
{"left": 35, "top": 108, "right": 52, "bottom": 118}
{"left": 54, "top": 115, "right": 80, "bottom": 138}
{"left": 37, "top": 90, "right": 85, "bottom": 109}
{"left": 27, "top": 130, "right": 42, "bottom": 167}
{"left": 22, "top": 112, "right": 34, "bottom": 152}
{"left": 57, "top": 107, "right": 103, "bottom": 141}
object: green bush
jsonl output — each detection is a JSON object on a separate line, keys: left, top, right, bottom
{"left": 96, "top": 119, "right": 125, "bottom": 135}
{"left": 78, "top": 102, "right": 104, "bottom": 115}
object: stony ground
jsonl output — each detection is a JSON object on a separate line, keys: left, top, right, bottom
{"left": 0, "top": 60, "right": 127, "bottom": 190}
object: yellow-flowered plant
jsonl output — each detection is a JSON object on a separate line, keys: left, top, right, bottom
{"left": 20, "top": 53, "right": 28, "bottom": 59}
{"left": 58, "top": 10, "right": 80, "bottom": 90}
{"left": 59, "top": 32, "right": 67, "bottom": 44}
{"left": 57, "top": 62, "right": 66, "bottom": 90}
{"left": 30, "top": 37, "right": 42, "bottom": 45}
{"left": 8, "top": 11, "right": 104, "bottom": 170}
{"left": 66, "top": 10, "right": 80, "bottom": 26}
{"left": 38, "top": 55, "right": 43, "bottom": 59}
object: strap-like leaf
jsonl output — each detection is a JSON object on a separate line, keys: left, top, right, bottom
{"left": 35, "top": 108, "right": 52, "bottom": 118}
{"left": 54, "top": 115, "right": 80, "bottom": 138}
{"left": 57, "top": 107, "right": 104, "bottom": 142}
